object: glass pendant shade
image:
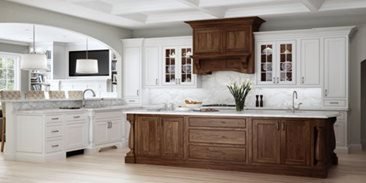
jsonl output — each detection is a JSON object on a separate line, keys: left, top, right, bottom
{"left": 75, "top": 59, "right": 98, "bottom": 74}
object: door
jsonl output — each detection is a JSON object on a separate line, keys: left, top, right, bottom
{"left": 94, "top": 121, "right": 108, "bottom": 145}
{"left": 300, "top": 39, "right": 321, "bottom": 85}
{"left": 108, "top": 120, "right": 122, "bottom": 142}
{"left": 194, "top": 29, "right": 222, "bottom": 54}
{"left": 162, "top": 47, "right": 178, "bottom": 85}
{"left": 179, "top": 47, "right": 195, "bottom": 86}
{"left": 256, "top": 42, "right": 275, "bottom": 85}
{"left": 64, "top": 122, "right": 89, "bottom": 150}
{"left": 161, "top": 117, "right": 184, "bottom": 159}
{"left": 280, "top": 120, "right": 311, "bottom": 166}
{"left": 143, "top": 46, "right": 160, "bottom": 87}
{"left": 277, "top": 41, "right": 296, "bottom": 85}
{"left": 224, "top": 26, "right": 250, "bottom": 53}
{"left": 135, "top": 116, "right": 161, "bottom": 157}
{"left": 324, "top": 37, "right": 347, "bottom": 98}
{"left": 252, "top": 119, "right": 281, "bottom": 164}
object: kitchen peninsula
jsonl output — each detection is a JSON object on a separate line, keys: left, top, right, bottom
{"left": 124, "top": 110, "right": 339, "bottom": 178}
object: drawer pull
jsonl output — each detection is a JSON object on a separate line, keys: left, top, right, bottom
{"left": 51, "top": 117, "right": 59, "bottom": 120}
{"left": 329, "top": 102, "right": 339, "bottom": 105}
{"left": 51, "top": 144, "right": 59, "bottom": 148}
{"left": 73, "top": 116, "right": 81, "bottom": 119}
{"left": 51, "top": 130, "right": 60, "bottom": 133}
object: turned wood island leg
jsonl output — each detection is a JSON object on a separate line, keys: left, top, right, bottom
{"left": 125, "top": 114, "right": 136, "bottom": 163}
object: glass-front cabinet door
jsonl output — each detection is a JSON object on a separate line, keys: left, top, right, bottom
{"left": 162, "top": 47, "right": 195, "bottom": 86}
{"left": 257, "top": 42, "right": 274, "bottom": 84}
{"left": 179, "top": 47, "right": 194, "bottom": 85}
{"left": 256, "top": 41, "right": 296, "bottom": 85}
{"left": 277, "top": 41, "right": 295, "bottom": 85}
{"left": 163, "top": 48, "right": 177, "bottom": 85}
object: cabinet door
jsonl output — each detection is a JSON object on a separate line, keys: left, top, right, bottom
{"left": 277, "top": 41, "right": 296, "bottom": 85}
{"left": 179, "top": 47, "right": 195, "bottom": 86}
{"left": 94, "top": 121, "right": 108, "bottom": 145}
{"left": 108, "top": 120, "right": 122, "bottom": 142}
{"left": 252, "top": 119, "right": 281, "bottom": 164}
{"left": 161, "top": 117, "right": 184, "bottom": 159}
{"left": 324, "top": 37, "right": 347, "bottom": 98}
{"left": 122, "top": 41, "right": 142, "bottom": 102}
{"left": 135, "top": 116, "right": 161, "bottom": 157}
{"left": 300, "top": 39, "right": 321, "bottom": 85}
{"left": 143, "top": 46, "right": 160, "bottom": 87}
{"left": 163, "top": 47, "right": 177, "bottom": 85}
{"left": 280, "top": 120, "right": 311, "bottom": 166}
{"left": 256, "top": 42, "right": 275, "bottom": 84}
{"left": 64, "top": 122, "right": 89, "bottom": 150}
{"left": 194, "top": 29, "right": 222, "bottom": 54}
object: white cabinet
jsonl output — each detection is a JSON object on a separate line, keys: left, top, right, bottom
{"left": 143, "top": 46, "right": 160, "bottom": 87}
{"left": 64, "top": 113, "right": 89, "bottom": 151}
{"left": 91, "top": 110, "right": 124, "bottom": 148}
{"left": 256, "top": 41, "right": 296, "bottom": 85}
{"left": 324, "top": 37, "right": 348, "bottom": 99}
{"left": 299, "top": 39, "right": 321, "bottom": 86}
{"left": 122, "top": 39, "right": 143, "bottom": 104}
{"left": 15, "top": 111, "right": 89, "bottom": 162}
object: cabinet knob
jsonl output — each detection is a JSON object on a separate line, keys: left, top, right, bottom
{"left": 273, "top": 77, "right": 276, "bottom": 84}
{"left": 136, "top": 90, "right": 139, "bottom": 96}
{"left": 155, "top": 78, "right": 158, "bottom": 85}
{"left": 324, "top": 89, "right": 328, "bottom": 97}
{"left": 301, "top": 77, "right": 305, "bottom": 84}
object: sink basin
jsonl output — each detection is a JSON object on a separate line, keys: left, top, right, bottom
{"left": 59, "top": 107, "right": 81, "bottom": 110}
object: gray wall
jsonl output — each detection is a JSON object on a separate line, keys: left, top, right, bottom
{"left": 0, "top": 0, "right": 132, "bottom": 56}
{"left": 133, "top": 16, "right": 366, "bottom": 148}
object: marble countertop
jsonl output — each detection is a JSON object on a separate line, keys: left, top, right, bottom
{"left": 124, "top": 109, "right": 339, "bottom": 119}
{"left": 16, "top": 104, "right": 141, "bottom": 115}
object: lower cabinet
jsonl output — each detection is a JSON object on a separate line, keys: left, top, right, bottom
{"left": 92, "top": 110, "right": 124, "bottom": 148}
{"left": 252, "top": 119, "right": 311, "bottom": 166}
{"left": 135, "top": 116, "right": 184, "bottom": 159}
{"left": 64, "top": 122, "right": 89, "bottom": 151}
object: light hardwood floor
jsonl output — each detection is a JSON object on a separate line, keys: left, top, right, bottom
{"left": 0, "top": 148, "right": 365, "bottom": 183}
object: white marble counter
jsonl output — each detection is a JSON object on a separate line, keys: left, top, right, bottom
{"left": 16, "top": 104, "right": 141, "bottom": 115}
{"left": 124, "top": 109, "right": 339, "bottom": 119}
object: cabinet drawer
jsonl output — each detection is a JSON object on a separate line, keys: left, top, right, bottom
{"left": 45, "top": 115, "right": 63, "bottom": 124}
{"left": 189, "top": 118, "right": 246, "bottom": 128}
{"left": 46, "top": 139, "right": 63, "bottom": 153}
{"left": 64, "top": 113, "right": 88, "bottom": 122}
{"left": 46, "top": 125, "right": 64, "bottom": 138}
{"left": 189, "top": 129, "right": 246, "bottom": 145}
{"left": 323, "top": 100, "right": 347, "bottom": 107}
{"left": 188, "top": 145, "right": 246, "bottom": 163}
{"left": 94, "top": 111, "right": 122, "bottom": 121}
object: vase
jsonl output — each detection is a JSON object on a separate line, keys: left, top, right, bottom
{"left": 235, "top": 99, "right": 245, "bottom": 111}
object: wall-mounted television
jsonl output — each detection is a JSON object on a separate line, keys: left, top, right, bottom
{"left": 69, "top": 50, "right": 110, "bottom": 77}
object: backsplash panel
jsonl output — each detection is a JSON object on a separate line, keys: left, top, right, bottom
{"left": 142, "top": 71, "right": 322, "bottom": 109}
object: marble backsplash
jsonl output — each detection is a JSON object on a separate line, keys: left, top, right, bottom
{"left": 142, "top": 71, "right": 322, "bottom": 109}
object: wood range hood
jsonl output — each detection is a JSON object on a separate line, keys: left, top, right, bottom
{"left": 185, "top": 17, "right": 265, "bottom": 75}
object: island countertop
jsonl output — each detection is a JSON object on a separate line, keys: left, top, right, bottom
{"left": 124, "top": 109, "right": 339, "bottom": 119}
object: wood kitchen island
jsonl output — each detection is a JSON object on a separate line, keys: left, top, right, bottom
{"left": 124, "top": 110, "right": 339, "bottom": 178}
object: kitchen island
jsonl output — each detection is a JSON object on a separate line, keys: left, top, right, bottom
{"left": 124, "top": 110, "right": 339, "bottom": 178}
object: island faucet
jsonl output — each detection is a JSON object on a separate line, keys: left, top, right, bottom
{"left": 82, "top": 89, "right": 96, "bottom": 108}
{"left": 291, "top": 90, "right": 302, "bottom": 113}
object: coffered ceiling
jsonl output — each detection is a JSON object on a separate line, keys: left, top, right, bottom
{"left": 6, "top": 0, "right": 366, "bottom": 29}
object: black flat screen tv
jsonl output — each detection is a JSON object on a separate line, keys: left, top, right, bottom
{"left": 69, "top": 50, "right": 110, "bottom": 76}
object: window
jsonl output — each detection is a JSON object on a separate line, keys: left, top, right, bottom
{"left": 0, "top": 53, "right": 20, "bottom": 90}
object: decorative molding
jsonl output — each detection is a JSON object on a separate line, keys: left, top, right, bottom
{"left": 301, "top": 0, "right": 325, "bottom": 12}
{"left": 349, "top": 144, "right": 363, "bottom": 153}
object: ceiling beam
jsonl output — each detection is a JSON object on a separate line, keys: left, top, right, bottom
{"left": 301, "top": 0, "right": 325, "bottom": 12}
{"left": 175, "top": 0, "right": 226, "bottom": 18}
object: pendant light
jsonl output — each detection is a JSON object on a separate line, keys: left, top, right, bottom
{"left": 21, "top": 25, "right": 48, "bottom": 71}
{"left": 75, "top": 38, "right": 98, "bottom": 74}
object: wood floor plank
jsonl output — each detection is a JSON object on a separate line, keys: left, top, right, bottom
{"left": 0, "top": 149, "right": 365, "bottom": 183}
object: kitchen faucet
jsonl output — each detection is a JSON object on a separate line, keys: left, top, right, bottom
{"left": 82, "top": 89, "right": 96, "bottom": 108}
{"left": 291, "top": 90, "right": 302, "bottom": 113}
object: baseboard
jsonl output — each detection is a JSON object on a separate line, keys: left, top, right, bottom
{"left": 349, "top": 144, "right": 363, "bottom": 153}
{"left": 362, "top": 139, "right": 366, "bottom": 150}
{"left": 335, "top": 146, "right": 349, "bottom": 154}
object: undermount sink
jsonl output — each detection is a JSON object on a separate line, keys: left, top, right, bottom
{"left": 59, "top": 106, "right": 81, "bottom": 110}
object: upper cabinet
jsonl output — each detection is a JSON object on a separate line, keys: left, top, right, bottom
{"left": 256, "top": 41, "right": 296, "bottom": 85}
{"left": 186, "top": 17, "right": 265, "bottom": 74}
{"left": 122, "top": 39, "right": 143, "bottom": 104}
{"left": 142, "top": 37, "right": 199, "bottom": 88}
{"left": 300, "top": 39, "right": 321, "bottom": 86}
